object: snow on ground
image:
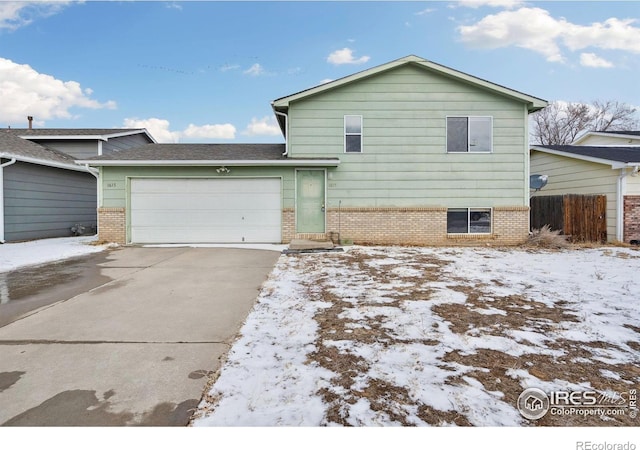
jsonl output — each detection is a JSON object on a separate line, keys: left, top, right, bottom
{"left": 0, "top": 236, "right": 109, "bottom": 272}
{"left": 192, "top": 245, "right": 640, "bottom": 427}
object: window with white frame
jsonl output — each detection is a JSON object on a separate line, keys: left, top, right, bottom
{"left": 345, "top": 115, "right": 362, "bottom": 153}
{"left": 447, "top": 208, "right": 492, "bottom": 234}
{"left": 446, "top": 116, "right": 492, "bottom": 153}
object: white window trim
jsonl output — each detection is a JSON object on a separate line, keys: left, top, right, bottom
{"left": 446, "top": 207, "right": 493, "bottom": 234}
{"left": 446, "top": 116, "right": 493, "bottom": 154}
{"left": 344, "top": 115, "right": 363, "bottom": 153}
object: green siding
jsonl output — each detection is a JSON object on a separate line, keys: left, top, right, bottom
{"left": 530, "top": 150, "right": 619, "bottom": 240}
{"left": 100, "top": 166, "right": 295, "bottom": 209}
{"left": 287, "top": 64, "right": 529, "bottom": 208}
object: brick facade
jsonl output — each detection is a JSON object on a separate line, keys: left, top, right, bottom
{"left": 97, "top": 207, "right": 126, "bottom": 244}
{"left": 100, "top": 205, "right": 530, "bottom": 246}
{"left": 283, "top": 206, "right": 530, "bottom": 246}
{"left": 623, "top": 196, "right": 640, "bottom": 243}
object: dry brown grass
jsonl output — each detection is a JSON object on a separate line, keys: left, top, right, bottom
{"left": 526, "top": 225, "right": 571, "bottom": 249}
{"left": 295, "top": 247, "right": 639, "bottom": 426}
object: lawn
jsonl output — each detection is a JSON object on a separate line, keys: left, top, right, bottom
{"left": 191, "top": 245, "right": 640, "bottom": 427}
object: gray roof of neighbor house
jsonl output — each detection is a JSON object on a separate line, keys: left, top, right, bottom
{"left": 0, "top": 130, "right": 89, "bottom": 172}
{"left": 531, "top": 145, "right": 640, "bottom": 167}
{"left": 77, "top": 143, "right": 340, "bottom": 167}
{"left": 6, "top": 128, "right": 156, "bottom": 142}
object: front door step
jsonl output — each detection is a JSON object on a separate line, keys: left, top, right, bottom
{"left": 287, "top": 239, "right": 334, "bottom": 250}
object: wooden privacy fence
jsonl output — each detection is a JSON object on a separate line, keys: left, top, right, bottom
{"left": 530, "top": 194, "right": 607, "bottom": 243}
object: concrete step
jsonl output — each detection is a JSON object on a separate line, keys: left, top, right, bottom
{"left": 288, "top": 239, "right": 335, "bottom": 250}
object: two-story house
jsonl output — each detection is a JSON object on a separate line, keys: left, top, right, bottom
{"left": 0, "top": 127, "right": 155, "bottom": 242}
{"left": 79, "top": 55, "right": 547, "bottom": 245}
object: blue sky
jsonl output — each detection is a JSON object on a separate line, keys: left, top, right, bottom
{"left": 0, "top": 1, "right": 639, "bottom": 143}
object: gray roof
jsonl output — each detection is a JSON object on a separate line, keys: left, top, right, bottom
{"left": 81, "top": 143, "right": 288, "bottom": 161}
{"left": 6, "top": 128, "right": 147, "bottom": 138}
{"left": 534, "top": 145, "right": 640, "bottom": 164}
{"left": 0, "top": 130, "right": 82, "bottom": 169}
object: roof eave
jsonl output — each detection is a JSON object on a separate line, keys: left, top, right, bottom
{"left": 18, "top": 129, "right": 155, "bottom": 142}
{"left": 75, "top": 159, "right": 341, "bottom": 167}
{"left": 530, "top": 145, "right": 629, "bottom": 169}
{"left": 1, "top": 153, "right": 91, "bottom": 172}
{"left": 272, "top": 55, "right": 548, "bottom": 111}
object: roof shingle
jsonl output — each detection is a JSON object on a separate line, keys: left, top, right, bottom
{"left": 534, "top": 145, "right": 640, "bottom": 164}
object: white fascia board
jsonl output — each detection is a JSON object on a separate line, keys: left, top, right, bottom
{"left": 273, "top": 55, "right": 547, "bottom": 111}
{"left": 573, "top": 131, "right": 640, "bottom": 145}
{"left": 75, "top": 159, "right": 341, "bottom": 167}
{"left": 18, "top": 130, "right": 155, "bottom": 142}
{"left": 0, "top": 153, "right": 91, "bottom": 172}
{"left": 530, "top": 146, "right": 625, "bottom": 169}
{"left": 20, "top": 134, "right": 106, "bottom": 141}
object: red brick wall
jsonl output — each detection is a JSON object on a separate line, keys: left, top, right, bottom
{"left": 623, "top": 196, "right": 640, "bottom": 242}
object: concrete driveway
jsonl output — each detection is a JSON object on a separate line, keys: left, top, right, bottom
{"left": 0, "top": 246, "right": 280, "bottom": 426}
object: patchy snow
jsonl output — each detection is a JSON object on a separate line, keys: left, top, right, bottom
{"left": 0, "top": 236, "right": 110, "bottom": 273}
{"left": 192, "top": 246, "right": 640, "bottom": 427}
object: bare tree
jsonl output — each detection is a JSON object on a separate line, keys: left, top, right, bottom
{"left": 531, "top": 100, "right": 639, "bottom": 145}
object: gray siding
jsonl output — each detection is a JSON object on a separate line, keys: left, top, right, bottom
{"left": 31, "top": 140, "right": 99, "bottom": 159}
{"left": 4, "top": 162, "right": 96, "bottom": 242}
{"left": 103, "top": 133, "right": 152, "bottom": 154}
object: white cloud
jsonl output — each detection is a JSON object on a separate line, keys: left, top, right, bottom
{"left": 220, "top": 64, "right": 240, "bottom": 72}
{"left": 327, "top": 48, "right": 370, "bottom": 65}
{"left": 0, "top": 57, "right": 116, "bottom": 125}
{"left": 0, "top": 1, "right": 72, "bottom": 31}
{"left": 123, "top": 118, "right": 236, "bottom": 143}
{"left": 243, "top": 63, "right": 264, "bottom": 76}
{"left": 456, "top": 0, "right": 523, "bottom": 8}
{"left": 415, "top": 8, "right": 436, "bottom": 16}
{"left": 458, "top": 7, "right": 640, "bottom": 64}
{"left": 123, "top": 118, "right": 180, "bottom": 143}
{"left": 580, "top": 52, "right": 614, "bottom": 69}
{"left": 183, "top": 123, "right": 236, "bottom": 139}
{"left": 319, "top": 78, "right": 334, "bottom": 85}
{"left": 242, "top": 116, "right": 281, "bottom": 136}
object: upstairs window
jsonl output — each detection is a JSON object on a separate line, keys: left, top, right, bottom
{"left": 447, "top": 116, "right": 492, "bottom": 153}
{"left": 345, "top": 115, "right": 363, "bottom": 153}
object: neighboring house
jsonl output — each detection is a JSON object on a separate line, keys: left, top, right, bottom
{"left": 0, "top": 128, "right": 155, "bottom": 242}
{"left": 530, "top": 131, "right": 640, "bottom": 243}
{"left": 79, "top": 55, "right": 547, "bottom": 245}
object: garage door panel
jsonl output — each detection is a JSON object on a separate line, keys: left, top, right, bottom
{"left": 130, "top": 178, "right": 281, "bottom": 244}
{"left": 132, "top": 210, "right": 281, "bottom": 227}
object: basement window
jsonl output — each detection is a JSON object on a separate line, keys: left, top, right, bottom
{"left": 446, "top": 116, "right": 492, "bottom": 153}
{"left": 345, "top": 115, "right": 363, "bottom": 153}
{"left": 447, "top": 208, "right": 492, "bottom": 234}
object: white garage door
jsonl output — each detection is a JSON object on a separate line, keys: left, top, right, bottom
{"left": 130, "top": 178, "right": 281, "bottom": 244}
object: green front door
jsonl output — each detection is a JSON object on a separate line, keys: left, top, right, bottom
{"left": 296, "top": 170, "right": 325, "bottom": 233}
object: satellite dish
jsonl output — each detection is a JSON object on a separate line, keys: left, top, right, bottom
{"left": 530, "top": 174, "right": 548, "bottom": 191}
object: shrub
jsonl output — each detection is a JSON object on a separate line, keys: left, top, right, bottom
{"left": 527, "top": 225, "right": 571, "bottom": 249}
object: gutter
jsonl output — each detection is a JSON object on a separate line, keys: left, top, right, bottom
{"left": 75, "top": 159, "right": 340, "bottom": 167}
{"left": 0, "top": 158, "right": 17, "bottom": 243}
{"left": 617, "top": 165, "right": 640, "bottom": 242}
{"left": 273, "top": 110, "right": 289, "bottom": 156}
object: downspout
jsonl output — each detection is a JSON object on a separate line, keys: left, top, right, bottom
{"left": 274, "top": 110, "right": 289, "bottom": 156}
{"left": 84, "top": 164, "right": 100, "bottom": 235}
{"left": 0, "top": 158, "right": 17, "bottom": 243}
{"left": 616, "top": 165, "right": 639, "bottom": 242}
